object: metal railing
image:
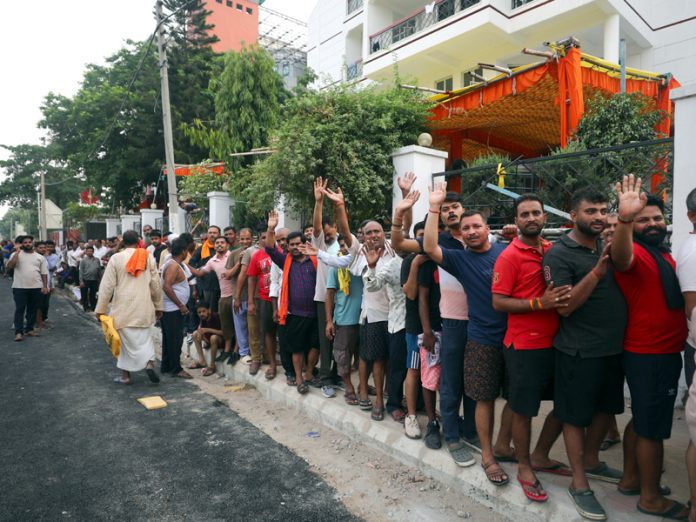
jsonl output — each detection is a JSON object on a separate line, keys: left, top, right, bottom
{"left": 346, "top": 0, "right": 363, "bottom": 15}
{"left": 432, "top": 139, "right": 673, "bottom": 228}
{"left": 346, "top": 59, "right": 363, "bottom": 81}
{"left": 369, "top": 0, "right": 480, "bottom": 54}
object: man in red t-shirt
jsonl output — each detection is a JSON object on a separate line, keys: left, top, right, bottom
{"left": 247, "top": 247, "right": 278, "bottom": 379}
{"left": 611, "top": 175, "right": 688, "bottom": 520}
{"left": 492, "top": 194, "right": 572, "bottom": 503}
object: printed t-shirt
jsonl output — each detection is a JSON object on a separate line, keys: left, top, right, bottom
{"left": 417, "top": 233, "right": 468, "bottom": 321}
{"left": 542, "top": 233, "right": 626, "bottom": 358}
{"left": 614, "top": 242, "right": 687, "bottom": 354}
{"left": 440, "top": 242, "right": 507, "bottom": 346}
{"left": 327, "top": 266, "right": 363, "bottom": 326}
{"left": 492, "top": 237, "right": 558, "bottom": 350}
{"left": 676, "top": 234, "right": 696, "bottom": 347}
{"left": 246, "top": 249, "right": 273, "bottom": 302}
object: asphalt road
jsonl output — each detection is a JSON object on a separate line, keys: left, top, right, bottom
{"left": 0, "top": 281, "right": 359, "bottom": 522}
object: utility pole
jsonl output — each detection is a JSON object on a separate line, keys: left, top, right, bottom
{"left": 39, "top": 171, "right": 47, "bottom": 240}
{"left": 155, "top": 1, "right": 180, "bottom": 233}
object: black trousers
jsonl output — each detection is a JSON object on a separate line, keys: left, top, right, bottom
{"left": 81, "top": 280, "right": 99, "bottom": 311}
{"left": 38, "top": 291, "right": 51, "bottom": 320}
{"left": 386, "top": 329, "right": 408, "bottom": 413}
{"left": 160, "top": 310, "right": 185, "bottom": 374}
{"left": 13, "top": 288, "right": 41, "bottom": 334}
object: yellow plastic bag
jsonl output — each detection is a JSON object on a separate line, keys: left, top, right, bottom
{"left": 99, "top": 315, "right": 121, "bottom": 358}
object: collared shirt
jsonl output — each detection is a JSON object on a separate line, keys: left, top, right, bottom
{"left": 348, "top": 239, "right": 393, "bottom": 324}
{"left": 66, "top": 249, "right": 80, "bottom": 268}
{"left": 79, "top": 256, "right": 102, "bottom": 282}
{"left": 364, "top": 256, "right": 405, "bottom": 333}
{"left": 311, "top": 231, "right": 341, "bottom": 302}
{"left": 543, "top": 232, "right": 627, "bottom": 358}
{"left": 93, "top": 246, "right": 109, "bottom": 261}
{"left": 492, "top": 237, "right": 558, "bottom": 350}
{"left": 266, "top": 247, "right": 317, "bottom": 318}
{"left": 200, "top": 252, "right": 233, "bottom": 298}
{"left": 45, "top": 253, "right": 60, "bottom": 289}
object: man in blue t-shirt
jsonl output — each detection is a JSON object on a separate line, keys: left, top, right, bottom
{"left": 423, "top": 181, "right": 509, "bottom": 488}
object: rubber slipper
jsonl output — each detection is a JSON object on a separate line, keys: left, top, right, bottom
{"left": 265, "top": 367, "right": 277, "bottom": 380}
{"left": 599, "top": 438, "right": 621, "bottom": 451}
{"left": 494, "top": 451, "right": 518, "bottom": 463}
{"left": 637, "top": 500, "right": 689, "bottom": 520}
{"left": 390, "top": 408, "right": 406, "bottom": 423}
{"left": 518, "top": 476, "right": 548, "bottom": 503}
{"left": 202, "top": 366, "right": 216, "bottom": 377}
{"left": 175, "top": 370, "right": 193, "bottom": 379}
{"left": 286, "top": 377, "right": 297, "bottom": 387}
{"left": 371, "top": 406, "right": 385, "bottom": 421}
{"left": 297, "top": 382, "right": 309, "bottom": 394}
{"left": 618, "top": 484, "right": 671, "bottom": 497}
{"left": 344, "top": 392, "right": 359, "bottom": 406}
{"left": 188, "top": 362, "right": 206, "bottom": 370}
{"left": 145, "top": 368, "right": 160, "bottom": 383}
{"left": 532, "top": 462, "right": 572, "bottom": 477}
{"left": 359, "top": 398, "right": 372, "bottom": 411}
{"left": 482, "top": 460, "right": 509, "bottom": 486}
{"left": 113, "top": 376, "right": 132, "bottom": 385}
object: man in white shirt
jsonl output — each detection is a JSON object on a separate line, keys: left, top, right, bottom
{"left": 6, "top": 235, "right": 49, "bottom": 342}
{"left": 93, "top": 239, "right": 109, "bottom": 262}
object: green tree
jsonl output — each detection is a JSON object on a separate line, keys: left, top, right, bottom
{"left": 0, "top": 207, "right": 38, "bottom": 239}
{"left": 243, "top": 84, "right": 430, "bottom": 223}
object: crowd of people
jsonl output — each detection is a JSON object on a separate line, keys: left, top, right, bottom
{"left": 6, "top": 173, "right": 696, "bottom": 521}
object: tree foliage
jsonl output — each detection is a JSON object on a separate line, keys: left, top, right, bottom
{"left": 0, "top": 207, "right": 37, "bottom": 239}
{"left": 242, "top": 84, "right": 431, "bottom": 224}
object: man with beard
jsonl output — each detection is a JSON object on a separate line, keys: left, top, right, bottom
{"left": 542, "top": 189, "right": 626, "bottom": 520}
{"left": 269, "top": 228, "right": 296, "bottom": 383}
{"left": 611, "top": 176, "right": 688, "bottom": 521}
{"left": 224, "top": 227, "right": 254, "bottom": 365}
{"left": 189, "top": 226, "right": 222, "bottom": 312}
{"left": 492, "top": 194, "right": 573, "bottom": 504}
{"left": 7, "top": 235, "right": 49, "bottom": 341}
{"left": 265, "top": 211, "right": 318, "bottom": 395}
{"left": 223, "top": 226, "right": 238, "bottom": 249}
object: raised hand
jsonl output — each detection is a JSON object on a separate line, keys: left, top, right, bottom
{"left": 395, "top": 190, "right": 421, "bottom": 215}
{"left": 298, "top": 243, "right": 318, "bottom": 257}
{"left": 538, "top": 281, "right": 572, "bottom": 309}
{"left": 322, "top": 186, "right": 345, "bottom": 206}
{"left": 314, "top": 176, "right": 328, "bottom": 202}
{"left": 428, "top": 181, "right": 448, "bottom": 210}
{"left": 615, "top": 174, "right": 647, "bottom": 222}
{"left": 267, "top": 209, "right": 279, "bottom": 230}
{"left": 500, "top": 224, "right": 518, "bottom": 240}
{"left": 365, "top": 245, "right": 383, "bottom": 268}
{"left": 397, "top": 171, "right": 416, "bottom": 196}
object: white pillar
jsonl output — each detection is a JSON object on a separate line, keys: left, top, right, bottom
{"left": 207, "top": 191, "right": 232, "bottom": 229}
{"left": 603, "top": 14, "right": 620, "bottom": 63}
{"left": 277, "top": 195, "right": 302, "bottom": 232}
{"left": 105, "top": 218, "right": 120, "bottom": 237}
{"left": 140, "top": 208, "right": 164, "bottom": 230}
{"left": 120, "top": 214, "right": 140, "bottom": 233}
{"left": 670, "top": 82, "right": 696, "bottom": 257}
{"left": 391, "top": 145, "right": 448, "bottom": 233}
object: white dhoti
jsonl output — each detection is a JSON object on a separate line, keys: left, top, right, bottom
{"left": 117, "top": 327, "right": 156, "bottom": 372}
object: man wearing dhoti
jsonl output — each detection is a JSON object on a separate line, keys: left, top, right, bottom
{"left": 96, "top": 230, "right": 164, "bottom": 384}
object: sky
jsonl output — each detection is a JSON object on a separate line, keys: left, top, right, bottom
{"left": 0, "top": 0, "right": 317, "bottom": 218}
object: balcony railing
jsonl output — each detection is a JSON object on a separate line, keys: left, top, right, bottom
{"left": 347, "top": 0, "right": 363, "bottom": 15}
{"left": 369, "top": 0, "right": 481, "bottom": 54}
{"left": 346, "top": 59, "right": 363, "bottom": 81}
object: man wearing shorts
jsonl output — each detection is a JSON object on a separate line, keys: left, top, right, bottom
{"left": 424, "top": 182, "right": 508, "bottom": 487}
{"left": 265, "top": 211, "right": 319, "bottom": 395}
{"left": 493, "top": 194, "right": 572, "bottom": 504}
{"left": 542, "top": 189, "right": 626, "bottom": 519}
{"left": 325, "top": 235, "right": 363, "bottom": 405}
{"left": 190, "top": 303, "right": 223, "bottom": 371}
{"left": 612, "top": 176, "right": 689, "bottom": 520}
{"left": 248, "top": 243, "right": 278, "bottom": 380}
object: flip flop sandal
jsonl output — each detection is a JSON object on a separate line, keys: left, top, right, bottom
{"left": 518, "top": 476, "right": 548, "bottom": 503}
{"left": 482, "top": 460, "right": 509, "bottom": 486}
{"left": 533, "top": 462, "right": 573, "bottom": 477}
{"left": 344, "top": 392, "right": 359, "bottom": 406}
{"left": 113, "top": 376, "right": 132, "bottom": 385}
{"left": 202, "top": 367, "right": 216, "bottom": 377}
{"left": 188, "top": 362, "right": 206, "bottom": 370}
{"left": 599, "top": 438, "right": 621, "bottom": 451}
{"left": 175, "top": 371, "right": 193, "bottom": 379}
{"left": 265, "top": 367, "right": 277, "bottom": 380}
{"left": 297, "top": 382, "right": 309, "bottom": 395}
{"left": 367, "top": 385, "right": 377, "bottom": 396}
{"left": 371, "top": 406, "right": 385, "bottom": 421}
{"left": 637, "top": 500, "right": 689, "bottom": 521}
{"left": 145, "top": 368, "right": 160, "bottom": 383}
{"left": 286, "top": 377, "right": 297, "bottom": 387}
{"left": 359, "top": 398, "right": 372, "bottom": 411}
{"left": 390, "top": 409, "right": 406, "bottom": 423}
{"left": 618, "top": 484, "right": 671, "bottom": 496}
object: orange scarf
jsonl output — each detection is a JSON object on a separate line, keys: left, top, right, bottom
{"left": 125, "top": 248, "right": 148, "bottom": 277}
{"left": 200, "top": 239, "right": 215, "bottom": 259}
{"left": 278, "top": 254, "right": 318, "bottom": 326}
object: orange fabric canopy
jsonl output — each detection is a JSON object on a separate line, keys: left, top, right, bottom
{"left": 429, "top": 48, "right": 679, "bottom": 192}
{"left": 163, "top": 163, "right": 226, "bottom": 177}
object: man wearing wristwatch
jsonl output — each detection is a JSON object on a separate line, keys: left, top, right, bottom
{"left": 7, "top": 235, "right": 49, "bottom": 342}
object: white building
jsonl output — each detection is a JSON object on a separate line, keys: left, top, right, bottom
{"left": 308, "top": 0, "right": 696, "bottom": 90}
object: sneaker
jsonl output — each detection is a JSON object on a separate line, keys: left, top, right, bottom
{"left": 447, "top": 442, "right": 476, "bottom": 467}
{"left": 226, "top": 352, "right": 240, "bottom": 366}
{"left": 404, "top": 415, "right": 422, "bottom": 439}
{"left": 567, "top": 488, "right": 607, "bottom": 520}
{"left": 585, "top": 462, "right": 623, "bottom": 484}
{"left": 186, "top": 333, "right": 193, "bottom": 346}
{"left": 424, "top": 420, "right": 442, "bottom": 450}
{"left": 321, "top": 385, "right": 336, "bottom": 398}
{"left": 240, "top": 355, "right": 252, "bottom": 365}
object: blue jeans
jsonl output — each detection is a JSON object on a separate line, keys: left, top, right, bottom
{"left": 233, "top": 301, "right": 249, "bottom": 357}
{"left": 441, "top": 318, "right": 476, "bottom": 443}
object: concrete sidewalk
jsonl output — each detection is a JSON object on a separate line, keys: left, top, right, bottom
{"left": 189, "top": 347, "right": 690, "bottom": 522}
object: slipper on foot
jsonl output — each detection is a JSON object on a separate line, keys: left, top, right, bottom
{"left": 618, "top": 484, "right": 671, "bottom": 497}
{"left": 532, "top": 462, "right": 573, "bottom": 477}
{"left": 637, "top": 500, "right": 689, "bottom": 521}
{"left": 599, "top": 438, "right": 621, "bottom": 451}
{"left": 518, "top": 476, "right": 548, "bottom": 503}
{"left": 145, "top": 368, "right": 160, "bottom": 383}
{"left": 371, "top": 407, "right": 385, "bottom": 421}
{"left": 359, "top": 398, "right": 372, "bottom": 411}
{"left": 482, "top": 460, "right": 509, "bottom": 486}
{"left": 114, "top": 376, "right": 132, "bottom": 385}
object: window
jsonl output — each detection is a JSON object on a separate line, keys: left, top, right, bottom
{"left": 512, "top": 0, "right": 535, "bottom": 8}
{"left": 216, "top": 0, "right": 222, "bottom": 3}
{"left": 462, "top": 67, "right": 483, "bottom": 87}
{"left": 226, "top": 0, "right": 232, "bottom": 6}
{"left": 435, "top": 76, "right": 453, "bottom": 92}
{"left": 236, "top": 3, "right": 243, "bottom": 10}
{"left": 282, "top": 62, "right": 290, "bottom": 77}
{"left": 246, "top": 7, "right": 253, "bottom": 14}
